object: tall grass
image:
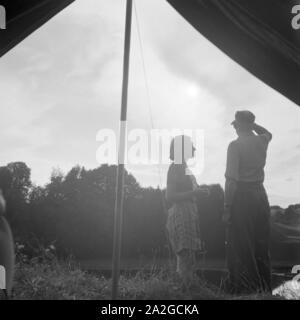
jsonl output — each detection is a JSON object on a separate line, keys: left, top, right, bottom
{"left": 12, "top": 258, "right": 287, "bottom": 300}
{"left": 10, "top": 243, "right": 291, "bottom": 300}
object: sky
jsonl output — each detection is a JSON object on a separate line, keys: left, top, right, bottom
{"left": 0, "top": 0, "right": 299, "bottom": 207}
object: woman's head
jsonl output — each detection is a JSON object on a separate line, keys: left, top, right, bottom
{"left": 169, "top": 135, "right": 196, "bottom": 163}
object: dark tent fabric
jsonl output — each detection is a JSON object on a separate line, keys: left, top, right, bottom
{"left": 167, "top": 0, "right": 300, "bottom": 107}
{"left": 1, "top": 0, "right": 299, "bottom": 107}
{"left": 0, "top": 0, "right": 75, "bottom": 58}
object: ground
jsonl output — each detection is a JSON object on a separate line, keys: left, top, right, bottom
{"left": 11, "top": 258, "right": 298, "bottom": 300}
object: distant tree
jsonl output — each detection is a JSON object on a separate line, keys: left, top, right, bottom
{"left": 283, "top": 205, "right": 300, "bottom": 225}
{"left": 0, "top": 162, "right": 31, "bottom": 232}
{"left": 1, "top": 161, "right": 296, "bottom": 263}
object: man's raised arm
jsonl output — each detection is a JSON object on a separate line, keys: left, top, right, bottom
{"left": 253, "top": 123, "right": 272, "bottom": 142}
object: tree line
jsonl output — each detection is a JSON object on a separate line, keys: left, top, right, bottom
{"left": 0, "top": 162, "right": 298, "bottom": 262}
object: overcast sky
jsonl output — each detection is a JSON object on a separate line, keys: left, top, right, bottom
{"left": 0, "top": 0, "right": 299, "bottom": 207}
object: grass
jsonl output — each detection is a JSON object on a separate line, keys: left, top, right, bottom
{"left": 12, "top": 259, "right": 221, "bottom": 300}
{"left": 10, "top": 257, "right": 292, "bottom": 300}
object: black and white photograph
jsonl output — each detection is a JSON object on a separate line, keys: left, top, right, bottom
{"left": 0, "top": 0, "right": 300, "bottom": 304}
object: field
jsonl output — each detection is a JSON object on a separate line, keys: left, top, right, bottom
{"left": 11, "top": 256, "right": 300, "bottom": 300}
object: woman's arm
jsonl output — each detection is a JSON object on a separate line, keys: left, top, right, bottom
{"left": 166, "top": 182, "right": 198, "bottom": 203}
{"left": 166, "top": 164, "right": 209, "bottom": 203}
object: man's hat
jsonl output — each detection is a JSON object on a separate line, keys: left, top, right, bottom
{"left": 231, "top": 110, "right": 255, "bottom": 126}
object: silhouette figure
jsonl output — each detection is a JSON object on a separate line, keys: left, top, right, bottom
{"left": 0, "top": 190, "right": 14, "bottom": 299}
{"left": 166, "top": 135, "right": 209, "bottom": 289}
{"left": 223, "top": 111, "right": 272, "bottom": 294}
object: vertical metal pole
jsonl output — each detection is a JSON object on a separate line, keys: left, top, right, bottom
{"left": 111, "top": 0, "right": 132, "bottom": 300}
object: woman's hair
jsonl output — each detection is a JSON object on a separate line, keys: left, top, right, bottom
{"left": 169, "top": 135, "right": 194, "bottom": 162}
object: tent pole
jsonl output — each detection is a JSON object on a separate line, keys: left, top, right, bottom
{"left": 111, "top": 0, "right": 132, "bottom": 300}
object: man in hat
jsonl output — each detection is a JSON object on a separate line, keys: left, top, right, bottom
{"left": 223, "top": 110, "right": 272, "bottom": 294}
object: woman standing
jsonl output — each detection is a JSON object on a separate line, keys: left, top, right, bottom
{"left": 166, "top": 135, "right": 209, "bottom": 289}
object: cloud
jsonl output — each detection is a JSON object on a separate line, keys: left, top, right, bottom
{"left": 135, "top": 0, "right": 300, "bottom": 205}
{"left": 0, "top": 0, "right": 298, "bottom": 207}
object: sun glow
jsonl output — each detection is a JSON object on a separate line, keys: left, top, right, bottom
{"left": 186, "top": 83, "right": 199, "bottom": 98}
